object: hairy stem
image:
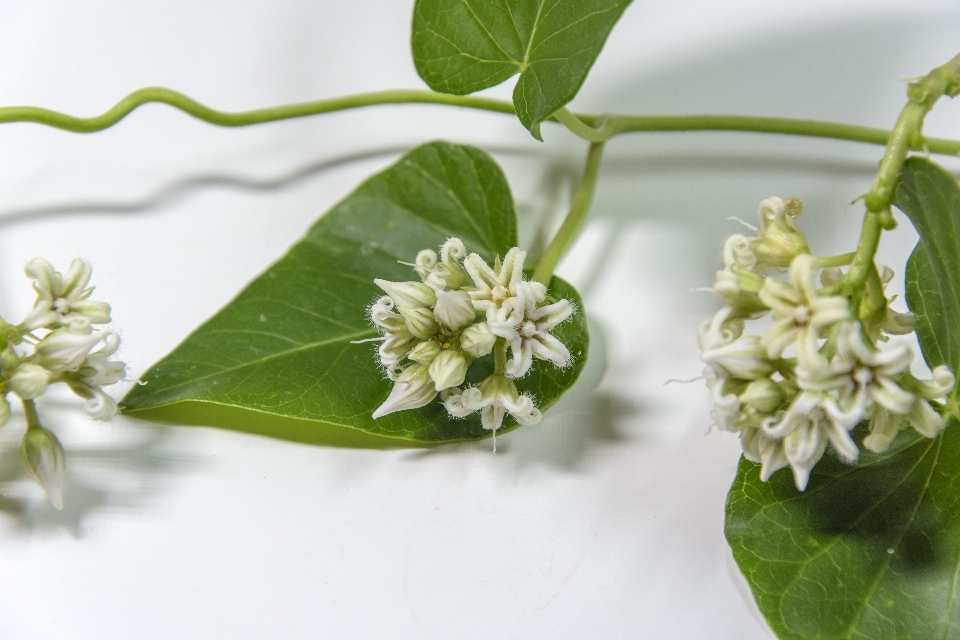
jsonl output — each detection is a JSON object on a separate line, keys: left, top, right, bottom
{"left": 533, "top": 142, "right": 605, "bottom": 284}
{"left": 1, "top": 87, "right": 959, "bottom": 154}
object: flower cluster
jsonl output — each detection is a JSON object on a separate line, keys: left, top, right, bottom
{"left": 0, "top": 258, "right": 126, "bottom": 509}
{"left": 366, "top": 238, "right": 574, "bottom": 446}
{"left": 701, "top": 197, "right": 955, "bottom": 490}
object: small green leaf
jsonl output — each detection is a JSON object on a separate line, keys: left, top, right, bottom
{"left": 121, "top": 141, "right": 589, "bottom": 446}
{"left": 411, "top": 0, "right": 632, "bottom": 137}
{"left": 726, "top": 156, "right": 960, "bottom": 639}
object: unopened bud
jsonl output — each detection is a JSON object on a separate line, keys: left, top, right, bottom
{"left": 36, "top": 329, "right": 105, "bottom": 372}
{"left": 20, "top": 426, "right": 66, "bottom": 510}
{"left": 374, "top": 279, "right": 436, "bottom": 309}
{"left": 740, "top": 378, "right": 786, "bottom": 413}
{"left": 407, "top": 340, "right": 441, "bottom": 365}
{"left": 433, "top": 289, "right": 475, "bottom": 332}
{"left": 399, "top": 307, "right": 439, "bottom": 340}
{"left": 428, "top": 349, "right": 468, "bottom": 391}
{"left": 372, "top": 364, "right": 437, "bottom": 419}
{"left": 8, "top": 363, "right": 49, "bottom": 400}
{"left": 460, "top": 322, "right": 496, "bottom": 357}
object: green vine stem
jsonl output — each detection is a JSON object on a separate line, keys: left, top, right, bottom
{"left": 21, "top": 398, "right": 42, "bottom": 430}
{"left": 1, "top": 87, "right": 959, "bottom": 155}
{"left": 842, "top": 52, "right": 960, "bottom": 299}
{"left": 532, "top": 142, "right": 605, "bottom": 285}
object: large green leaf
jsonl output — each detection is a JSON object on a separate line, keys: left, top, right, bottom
{"left": 726, "top": 156, "right": 960, "bottom": 640}
{"left": 120, "top": 141, "right": 589, "bottom": 446}
{"left": 411, "top": 0, "right": 632, "bottom": 138}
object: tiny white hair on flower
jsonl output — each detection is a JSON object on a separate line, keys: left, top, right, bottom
{"left": 364, "top": 238, "right": 575, "bottom": 449}
{"left": 698, "top": 196, "right": 957, "bottom": 491}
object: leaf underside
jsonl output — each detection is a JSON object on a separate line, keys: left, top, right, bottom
{"left": 121, "top": 141, "right": 589, "bottom": 446}
{"left": 411, "top": 0, "right": 632, "bottom": 136}
{"left": 726, "top": 157, "right": 960, "bottom": 639}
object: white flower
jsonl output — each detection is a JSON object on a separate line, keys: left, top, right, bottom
{"left": 443, "top": 374, "right": 541, "bottom": 450}
{"left": 372, "top": 364, "right": 437, "bottom": 419}
{"left": 36, "top": 329, "right": 110, "bottom": 373}
{"left": 489, "top": 282, "right": 574, "bottom": 378}
{"left": 464, "top": 248, "right": 543, "bottom": 324}
{"left": 8, "top": 363, "right": 49, "bottom": 400}
{"left": 752, "top": 196, "right": 809, "bottom": 270}
{"left": 19, "top": 426, "right": 66, "bottom": 511}
{"left": 22, "top": 258, "right": 111, "bottom": 334}
{"left": 701, "top": 334, "right": 773, "bottom": 381}
{"left": 759, "top": 254, "right": 850, "bottom": 358}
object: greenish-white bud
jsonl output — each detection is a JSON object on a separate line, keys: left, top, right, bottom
{"left": 20, "top": 426, "right": 66, "bottom": 511}
{"left": 740, "top": 378, "right": 786, "bottom": 413}
{"left": 407, "top": 340, "right": 441, "bottom": 365}
{"left": 399, "top": 307, "right": 439, "bottom": 340}
{"left": 374, "top": 279, "right": 436, "bottom": 309}
{"left": 8, "top": 363, "right": 49, "bottom": 400}
{"left": 428, "top": 349, "right": 468, "bottom": 391}
{"left": 460, "top": 322, "right": 496, "bottom": 358}
{"left": 372, "top": 364, "right": 437, "bottom": 419}
{"left": 36, "top": 329, "right": 105, "bottom": 372}
{"left": 433, "top": 289, "right": 475, "bottom": 332}
{"left": 0, "top": 345, "right": 18, "bottom": 372}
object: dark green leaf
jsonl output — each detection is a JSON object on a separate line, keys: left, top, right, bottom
{"left": 726, "top": 157, "right": 960, "bottom": 639}
{"left": 120, "top": 141, "right": 589, "bottom": 446}
{"left": 411, "top": 0, "right": 632, "bottom": 137}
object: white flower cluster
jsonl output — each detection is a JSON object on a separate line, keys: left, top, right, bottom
{"left": 0, "top": 258, "right": 127, "bottom": 509}
{"left": 701, "top": 197, "right": 955, "bottom": 490}
{"left": 367, "top": 238, "right": 574, "bottom": 444}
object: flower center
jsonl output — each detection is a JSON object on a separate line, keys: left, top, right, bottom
{"left": 520, "top": 321, "right": 537, "bottom": 338}
{"left": 793, "top": 305, "right": 810, "bottom": 325}
{"left": 53, "top": 298, "right": 70, "bottom": 314}
{"left": 491, "top": 285, "right": 508, "bottom": 304}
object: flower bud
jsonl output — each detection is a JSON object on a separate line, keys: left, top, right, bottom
{"left": 407, "top": 340, "right": 441, "bottom": 365}
{"left": 36, "top": 330, "right": 106, "bottom": 372}
{"left": 701, "top": 335, "right": 773, "bottom": 380}
{"left": 460, "top": 322, "right": 496, "bottom": 357}
{"left": 372, "top": 364, "right": 437, "bottom": 419}
{"left": 428, "top": 349, "right": 468, "bottom": 391}
{"left": 399, "top": 307, "right": 439, "bottom": 340}
{"left": 0, "top": 345, "right": 18, "bottom": 371}
{"left": 374, "top": 279, "right": 436, "bottom": 309}
{"left": 433, "top": 289, "right": 475, "bottom": 332}
{"left": 20, "top": 426, "right": 66, "bottom": 510}
{"left": 8, "top": 363, "right": 49, "bottom": 400}
{"left": 740, "top": 378, "right": 785, "bottom": 413}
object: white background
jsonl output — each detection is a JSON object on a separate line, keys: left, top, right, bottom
{"left": 0, "top": 1, "right": 958, "bottom": 638}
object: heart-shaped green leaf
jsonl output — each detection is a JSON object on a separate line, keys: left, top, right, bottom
{"left": 725, "top": 156, "right": 960, "bottom": 640}
{"left": 411, "top": 0, "right": 632, "bottom": 138}
{"left": 120, "top": 141, "right": 589, "bottom": 446}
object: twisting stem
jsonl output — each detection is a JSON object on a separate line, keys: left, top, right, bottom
{"left": 21, "top": 398, "right": 42, "bottom": 430}
{"left": 844, "top": 52, "right": 960, "bottom": 297}
{"left": 494, "top": 338, "right": 507, "bottom": 376}
{"left": 817, "top": 252, "right": 856, "bottom": 268}
{"left": 1, "top": 87, "right": 959, "bottom": 155}
{"left": 533, "top": 142, "right": 606, "bottom": 285}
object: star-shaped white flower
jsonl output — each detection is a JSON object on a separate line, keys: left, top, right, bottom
{"left": 759, "top": 254, "right": 850, "bottom": 358}
{"left": 22, "top": 258, "right": 111, "bottom": 334}
{"left": 489, "top": 282, "right": 573, "bottom": 378}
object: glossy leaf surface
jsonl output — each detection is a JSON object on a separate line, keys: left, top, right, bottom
{"left": 121, "top": 141, "right": 589, "bottom": 446}
{"left": 411, "top": 0, "right": 632, "bottom": 137}
{"left": 726, "top": 156, "right": 960, "bottom": 639}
